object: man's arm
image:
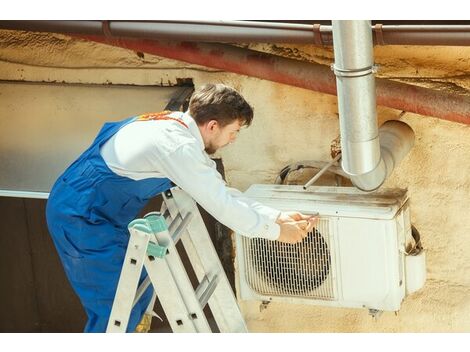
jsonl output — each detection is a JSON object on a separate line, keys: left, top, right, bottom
{"left": 152, "top": 142, "right": 281, "bottom": 240}
{"left": 227, "top": 187, "right": 319, "bottom": 243}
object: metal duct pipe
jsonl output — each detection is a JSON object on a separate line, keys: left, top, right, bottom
{"left": 332, "top": 20, "right": 415, "bottom": 191}
{"left": 332, "top": 21, "right": 384, "bottom": 181}
{"left": 1, "top": 20, "right": 470, "bottom": 46}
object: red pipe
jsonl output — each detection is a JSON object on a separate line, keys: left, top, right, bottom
{"left": 78, "top": 35, "right": 470, "bottom": 125}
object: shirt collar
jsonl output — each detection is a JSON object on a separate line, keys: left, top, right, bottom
{"left": 181, "top": 111, "right": 205, "bottom": 151}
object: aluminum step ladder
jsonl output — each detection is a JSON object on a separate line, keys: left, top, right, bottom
{"left": 106, "top": 187, "right": 248, "bottom": 333}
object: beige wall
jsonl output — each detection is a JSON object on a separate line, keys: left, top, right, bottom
{"left": 1, "top": 29, "right": 469, "bottom": 332}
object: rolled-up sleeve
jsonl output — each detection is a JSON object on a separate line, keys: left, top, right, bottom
{"left": 152, "top": 142, "right": 281, "bottom": 240}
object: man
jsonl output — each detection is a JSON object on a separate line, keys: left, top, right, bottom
{"left": 46, "top": 83, "right": 317, "bottom": 332}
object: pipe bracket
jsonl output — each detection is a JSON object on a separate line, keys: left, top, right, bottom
{"left": 374, "top": 24, "right": 385, "bottom": 45}
{"left": 312, "top": 24, "right": 324, "bottom": 46}
{"left": 102, "top": 20, "right": 113, "bottom": 38}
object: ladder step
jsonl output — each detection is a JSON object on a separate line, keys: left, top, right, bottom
{"left": 133, "top": 276, "right": 151, "bottom": 308}
{"left": 168, "top": 212, "right": 194, "bottom": 244}
{"left": 195, "top": 274, "right": 221, "bottom": 308}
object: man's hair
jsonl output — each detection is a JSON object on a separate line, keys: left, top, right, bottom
{"left": 189, "top": 84, "right": 254, "bottom": 127}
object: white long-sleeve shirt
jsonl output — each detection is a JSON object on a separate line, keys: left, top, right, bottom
{"left": 100, "top": 111, "right": 281, "bottom": 240}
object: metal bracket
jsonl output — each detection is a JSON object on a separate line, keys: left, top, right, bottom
{"left": 374, "top": 23, "right": 385, "bottom": 46}
{"left": 368, "top": 308, "right": 383, "bottom": 320}
{"left": 312, "top": 24, "right": 324, "bottom": 46}
{"left": 259, "top": 300, "right": 271, "bottom": 312}
{"left": 102, "top": 20, "right": 113, "bottom": 39}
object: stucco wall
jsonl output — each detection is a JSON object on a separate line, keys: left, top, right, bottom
{"left": 1, "top": 29, "right": 469, "bottom": 332}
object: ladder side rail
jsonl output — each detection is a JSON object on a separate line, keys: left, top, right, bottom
{"left": 106, "top": 228, "right": 150, "bottom": 332}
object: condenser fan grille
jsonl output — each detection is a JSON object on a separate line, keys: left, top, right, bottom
{"left": 241, "top": 218, "right": 335, "bottom": 299}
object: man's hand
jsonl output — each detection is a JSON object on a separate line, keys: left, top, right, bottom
{"left": 277, "top": 211, "right": 318, "bottom": 223}
{"left": 275, "top": 212, "right": 319, "bottom": 244}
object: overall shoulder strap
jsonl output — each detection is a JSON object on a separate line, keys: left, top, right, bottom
{"left": 135, "top": 111, "right": 189, "bottom": 129}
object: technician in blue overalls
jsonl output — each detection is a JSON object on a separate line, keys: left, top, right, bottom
{"left": 46, "top": 83, "right": 316, "bottom": 332}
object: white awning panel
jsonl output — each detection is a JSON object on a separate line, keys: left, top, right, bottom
{"left": 0, "top": 81, "right": 183, "bottom": 197}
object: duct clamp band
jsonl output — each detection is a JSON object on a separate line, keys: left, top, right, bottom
{"left": 331, "top": 64, "right": 379, "bottom": 78}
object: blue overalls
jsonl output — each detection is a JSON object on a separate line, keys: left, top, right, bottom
{"left": 46, "top": 115, "right": 175, "bottom": 332}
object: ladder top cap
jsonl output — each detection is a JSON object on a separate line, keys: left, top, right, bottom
{"left": 128, "top": 213, "right": 168, "bottom": 233}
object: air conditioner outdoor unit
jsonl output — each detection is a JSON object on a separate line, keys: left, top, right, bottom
{"left": 235, "top": 185, "right": 426, "bottom": 314}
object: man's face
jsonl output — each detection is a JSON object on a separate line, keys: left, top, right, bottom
{"left": 204, "top": 119, "right": 243, "bottom": 155}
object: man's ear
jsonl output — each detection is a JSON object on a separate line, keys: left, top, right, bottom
{"left": 207, "top": 120, "right": 218, "bottom": 131}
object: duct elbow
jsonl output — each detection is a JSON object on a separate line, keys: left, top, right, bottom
{"left": 350, "top": 120, "right": 415, "bottom": 192}
{"left": 350, "top": 158, "right": 386, "bottom": 192}
{"left": 379, "top": 120, "right": 415, "bottom": 179}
